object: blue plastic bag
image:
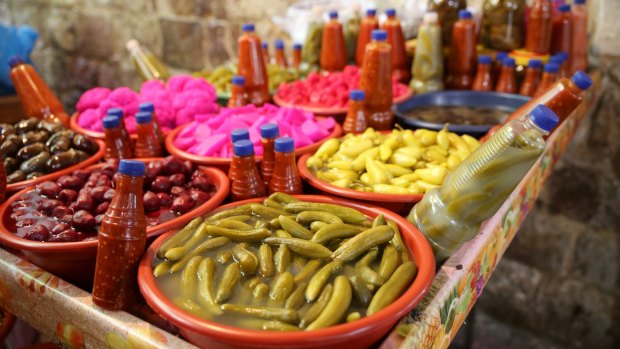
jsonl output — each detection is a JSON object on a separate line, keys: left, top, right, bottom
{"left": 0, "top": 23, "right": 38, "bottom": 96}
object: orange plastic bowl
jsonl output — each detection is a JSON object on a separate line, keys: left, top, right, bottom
{"left": 0, "top": 159, "right": 230, "bottom": 287}
{"left": 138, "top": 195, "right": 435, "bottom": 349}
{"left": 165, "top": 117, "right": 342, "bottom": 173}
{"left": 6, "top": 139, "right": 106, "bottom": 193}
{"left": 297, "top": 154, "right": 424, "bottom": 215}
{"left": 69, "top": 112, "right": 171, "bottom": 141}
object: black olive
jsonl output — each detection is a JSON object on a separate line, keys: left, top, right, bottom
{"left": 15, "top": 117, "right": 39, "bottom": 134}
{"left": 16, "top": 142, "right": 45, "bottom": 162}
{"left": 7, "top": 170, "right": 26, "bottom": 184}
{"left": 0, "top": 124, "right": 15, "bottom": 136}
{"left": 3, "top": 157, "right": 17, "bottom": 174}
{"left": 26, "top": 171, "right": 45, "bottom": 180}
{"left": 46, "top": 149, "right": 78, "bottom": 171}
{"left": 0, "top": 135, "right": 20, "bottom": 157}
{"left": 74, "top": 149, "right": 90, "bottom": 162}
{"left": 37, "top": 119, "right": 64, "bottom": 134}
{"left": 49, "top": 136, "right": 72, "bottom": 154}
{"left": 20, "top": 152, "right": 51, "bottom": 174}
{"left": 72, "top": 134, "right": 98, "bottom": 154}
{"left": 20, "top": 131, "right": 45, "bottom": 147}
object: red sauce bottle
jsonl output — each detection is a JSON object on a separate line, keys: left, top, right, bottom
{"left": 262, "top": 42, "right": 270, "bottom": 66}
{"left": 382, "top": 9, "right": 410, "bottom": 83}
{"left": 472, "top": 55, "right": 494, "bottom": 92}
{"left": 8, "top": 56, "right": 70, "bottom": 127}
{"left": 102, "top": 116, "right": 133, "bottom": 160}
{"left": 269, "top": 137, "right": 303, "bottom": 195}
{"left": 446, "top": 10, "right": 477, "bottom": 90}
{"left": 551, "top": 4, "right": 573, "bottom": 77}
{"left": 228, "top": 75, "right": 248, "bottom": 107}
{"left": 519, "top": 59, "right": 543, "bottom": 96}
{"left": 525, "top": 0, "right": 553, "bottom": 54}
{"left": 228, "top": 128, "right": 250, "bottom": 179}
{"left": 139, "top": 102, "right": 164, "bottom": 145}
{"left": 292, "top": 43, "right": 302, "bottom": 69}
{"left": 260, "top": 123, "right": 279, "bottom": 188}
{"left": 492, "top": 52, "right": 507, "bottom": 85}
{"left": 274, "top": 39, "right": 288, "bottom": 68}
{"left": 571, "top": 0, "right": 588, "bottom": 73}
{"left": 343, "top": 89, "right": 368, "bottom": 134}
{"left": 134, "top": 111, "right": 163, "bottom": 157}
{"left": 495, "top": 57, "right": 517, "bottom": 94}
{"left": 320, "top": 11, "right": 348, "bottom": 72}
{"left": 107, "top": 108, "right": 131, "bottom": 147}
{"left": 230, "top": 139, "right": 266, "bottom": 201}
{"left": 238, "top": 24, "right": 270, "bottom": 106}
{"left": 356, "top": 9, "right": 379, "bottom": 67}
{"left": 359, "top": 30, "right": 393, "bottom": 130}
{"left": 533, "top": 63, "right": 559, "bottom": 98}
{"left": 92, "top": 160, "right": 146, "bottom": 310}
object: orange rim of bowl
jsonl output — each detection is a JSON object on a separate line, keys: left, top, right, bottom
{"left": 0, "top": 159, "right": 230, "bottom": 253}
{"left": 298, "top": 153, "right": 424, "bottom": 204}
{"left": 165, "top": 117, "right": 343, "bottom": 166}
{"left": 6, "top": 139, "right": 106, "bottom": 193}
{"left": 138, "top": 195, "right": 435, "bottom": 346}
{"left": 70, "top": 112, "right": 171, "bottom": 140}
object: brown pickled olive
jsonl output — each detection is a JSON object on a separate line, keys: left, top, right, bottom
{"left": 215, "top": 262, "right": 241, "bottom": 303}
{"left": 262, "top": 237, "right": 332, "bottom": 259}
{"left": 158, "top": 218, "right": 204, "bottom": 259}
{"left": 378, "top": 244, "right": 401, "bottom": 280}
{"left": 274, "top": 244, "right": 292, "bottom": 273}
{"left": 170, "top": 237, "right": 231, "bottom": 273}
{"left": 296, "top": 211, "right": 344, "bottom": 225}
{"left": 250, "top": 203, "right": 291, "bottom": 220}
{"left": 217, "top": 250, "right": 233, "bottom": 264}
{"left": 387, "top": 220, "right": 409, "bottom": 262}
{"left": 293, "top": 259, "right": 322, "bottom": 283}
{"left": 344, "top": 266, "right": 372, "bottom": 305}
{"left": 181, "top": 256, "right": 202, "bottom": 298}
{"left": 283, "top": 202, "right": 367, "bottom": 224}
{"left": 232, "top": 243, "right": 259, "bottom": 275}
{"left": 367, "top": 261, "right": 417, "bottom": 315}
{"left": 220, "top": 304, "right": 298, "bottom": 323}
{"left": 306, "top": 275, "right": 352, "bottom": 330}
{"left": 285, "top": 282, "right": 308, "bottom": 309}
{"left": 332, "top": 225, "right": 394, "bottom": 261}
{"left": 268, "top": 192, "right": 299, "bottom": 205}
{"left": 306, "top": 260, "right": 343, "bottom": 302}
{"left": 269, "top": 272, "right": 295, "bottom": 301}
{"left": 311, "top": 223, "right": 365, "bottom": 245}
{"left": 258, "top": 244, "right": 275, "bottom": 277}
{"left": 164, "top": 222, "right": 210, "bottom": 261}
{"left": 206, "top": 226, "right": 272, "bottom": 242}
{"left": 278, "top": 215, "right": 313, "bottom": 240}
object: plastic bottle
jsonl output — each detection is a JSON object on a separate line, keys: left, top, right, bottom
{"left": 382, "top": 9, "right": 410, "bottom": 83}
{"left": 410, "top": 12, "right": 443, "bottom": 94}
{"left": 408, "top": 105, "right": 559, "bottom": 261}
{"left": 238, "top": 24, "right": 270, "bottom": 106}
{"left": 481, "top": 0, "right": 526, "bottom": 51}
{"left": 269, "top": 137, "right": 303, "bottom": 195}
{"left": 446, "top": 10, "right": 477, "bottom": 90}
{"left": 533, "top": 63, "right": 559, "bottom": 97}
{"left": 134, "top": 111, "right": 163, "bottom": 157}
{"left": 472, "top": 55, "right": 494, "bottom": 92}
{"left": 495, "top": 57, "right": 517, "bottom": 94}
{"left": 571, "top": 0, "right": 588, "bottom": 73}
{"left": 274, "top": 39, "right": 288, "bottom": 68}
{"left": 320, "top": 11, "right": 348, "bottom": 72}
{"left": 228, "top": 75, "right": 248, "bottom": 107}
{"left": 92, "top": 159, "right": 147, "bottom": 310}
{"left": 524, "top": 0, "right": 553, "bottom": 54}
{"left": 8, "top": 56, "right": 70, "bottom": 127}
{"left": 356, "top": 9, "right": 379, "bottom": 67}
{"left": 102, "top": 116, "right": 133, "bottom": 160}
{"left": 492, "top": 52, "right": 508, "bottom": 85}
{"left": 260, "top": 123, "right": 279, "bottom": 188}
{"left": 519, "top": 59, "right": 543, "bottom": 96}
{"left": 343, "top": 90, "right": 368, "bottom": 134}
{"left": 230, "top": 140, "right": 265, "bottom": 201}
{"left": 428, "top": 0, "right": 467, "bottom": 47}
{"left": 138, "top": 102, "right": 164, "bottom": 145}
{"left": 228, "top": 128, "right": 250, "bottom": 179}
{"left": 359, "top": 30, "right": 393, "bottom": 130}
{"left": 126, "top": 39, "right": 170, "bottom": 82}
{"left": 292, "top": 43, "right": 302, "bottom": 69}
{"left": 551, "top": 4, "right": 573, "bottom": 77}
{"left": 262, "top": 42, "right": 270, "bottom": 66}
{"left": 106, "top": 108, "right": 131, "bottom": 146}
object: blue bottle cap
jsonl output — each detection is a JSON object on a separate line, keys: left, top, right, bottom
{"left": 107, "top": 107, "right": 124, "bottom": 118}
{"left": 275, "top": 39, "right": 284, "bottom": 49}
{"left": 528, "top": 59, "right": 543, "bottom": 69}
{"left": 102, "top": 116, "right": 120, "bottom": 129}
{"left": 530, "top": 105, "right": 559, "bottom": 132}
{"left": 233, "top": 140, "right": 254, "bottom": 156}
{"left": 135, "top": 111, "right": 152, "bottom": 124}
{"left": 139, "top": 101, "right": 155, "bottom": 112}
{"left": 293, "top": 43, "right": 302, "bottom": 50}
{"left": 575, "top": 0, "right": 585, "bottom": 4}
{"left": 8, "top": 55, "right": 23, "bottom": 68}
{"left": 366, "top": 9, "right": 377, "bottom": 16}
{"left": 232, "top": 75, "right": 245, "bottom": 86}
{"left": 558, "top": 4, "right": 571, "bottom": 12}
{"left": 386, "top": 8, "right": 396, "bottom": 17}
{"left": 372, "top": 29, "right": 387, "bottom": 41}
{"left": 275, "top": 137, "right": 295, "bottom": 153}
{"left": 118, "top": 160, "right": 146, "bottom": 177}
{"left": 544, "top": 63, "right": 559, "bottom": 73}
{"left": 242, "top": 23, "right": 255, "bottom": 32}
{"left": 503, "top": 57, "right": 516, "bottom": 67}
{"left": 350, "top": 89, "right": 366, "bottom": 101}
{"left": 262, "top": 42, "right": 268, "bottom": 49}
{"left": 260, "top": 123, "right": 279, "bottom": 139}
{"left": 478, "top": 55, "right": 492, "bottom": 65}
{"left": 495, "top": 52, "right": 507, "bottom": 62}
{"left": 549, "top": 56, "right": 564, "bottom": 65}
{"left": 459, "top": 10, "right": 472, "bottom": 19}
{"left": 557, "top": 51, "right": 569, "bottom": 61}
{"left": 571, "top": 71, "right": 593, "bottom": 90}
{"left": 231, "top": 128, "right": 250, "bottom": 143}
{"left": 328, "top": 11, "right": 338, "bottom": 19}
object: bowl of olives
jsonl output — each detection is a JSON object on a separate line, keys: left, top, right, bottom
{"left": 0, "top": 117, "right": 105, "bottom": 193}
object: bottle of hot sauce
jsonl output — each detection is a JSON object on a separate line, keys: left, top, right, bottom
{"left": 524, "top": 0, "right": 553, "bottom": 54}
{"left": 320, "top": 11, "right": 348, "bottom": 72}
{"left": 228, "top": 75, "right": 248, "bottom": 107}
{"left": 107, "top": 108, "right": 131, "bottom": 147}
{"left": 260, "top": 123, "right": 278, "bottom": 188}
{"left": 446, "top": 10, "right": 477, "bottom": 90}
{"left": 230, "top": 140, "right": 266, "bottom": 201}
{"left": 356, "top": 9, "right": 379, "bottom": 67}
{"left": 382, "top": 9, "right": 410, "bottom": 83}
{"left": 292, "top": 43, "right": 302, "bottom": 69}
{"left": 533, "top": 63, "right": 559, "bottom": 98}
{"left": 8, "top": 56, "right": 70, "bottom": 127}
{"left": 472, "top": 55, "right": 494, "bottom": 92}
{"left": 92, "top": 160, "right": 146, "bottom": 310}
{"left": 138, "top": 102, "right": 164, "bottom": 145}
{"left": 102, "top": 116, "right": 133, "bottom": 160}
{"left": 274, "top": 39, "right": 288, "bottom": 68}
{"left": 238, "top": 24, "right": 270, "bottom": 106}
{"left": 519, "top": 59, "right": 543, "bottom": 96}
{"left": 269, "top": 137, "right": 303, "bottom": 195}
{"left": 551, "top": 5, "right": 573, "bottom": 77}
{"left": 134, "top": 111, "right": 163, "bottom": 157}
{"left": 571, "top": 0, "right": 588, "bottom": 73}
{"left": 495, "top": 58, "right": 517, "bottom": 94}
{"left": 228, "top": 128, "right": 250, "bottom": 179}
{"left": 343, "top": 90, "right": 368, "bottom": 134}
{"left": 359, "top": 30, "right": 393, "bottom": 130}
{"left": 492, "top": 52, "right": 507, "bottom": 85}
{"left": 262, "top": 42, "right": 270, "bottom": 66}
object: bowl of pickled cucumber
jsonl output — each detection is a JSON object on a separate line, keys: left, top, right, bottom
{"left": 298, "top": 127, "right": 481, "bottom": 215}
{"left": 138, "top": 193, "right": 435, "bottom": 349}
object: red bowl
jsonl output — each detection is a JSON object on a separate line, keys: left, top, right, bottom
{"left": 69, "top": 112, "right": 171, "bottom": 141}
{"left": 165, "top": 118, "right": 343, "bottom": 173}
{"left": 0, "top": 159, "right": 230, "bottom": 287}
{"left": 297, "top": 154, "right": 424, "bottom": 215}
{"left": 6, "top": 139, "right": 106, "bottom": 193}
{"left": 138, "top": 195, "right": 435, "bottom": 349}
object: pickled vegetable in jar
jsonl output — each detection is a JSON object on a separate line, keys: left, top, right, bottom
{"left": 428, "top": 0, "right": 467, "bottom": 47}
{"left": 481, "top": 0, "right": 525, "bottom": 51}
{"left": 410, "top": 12, "right": 443, "bottom": 94}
